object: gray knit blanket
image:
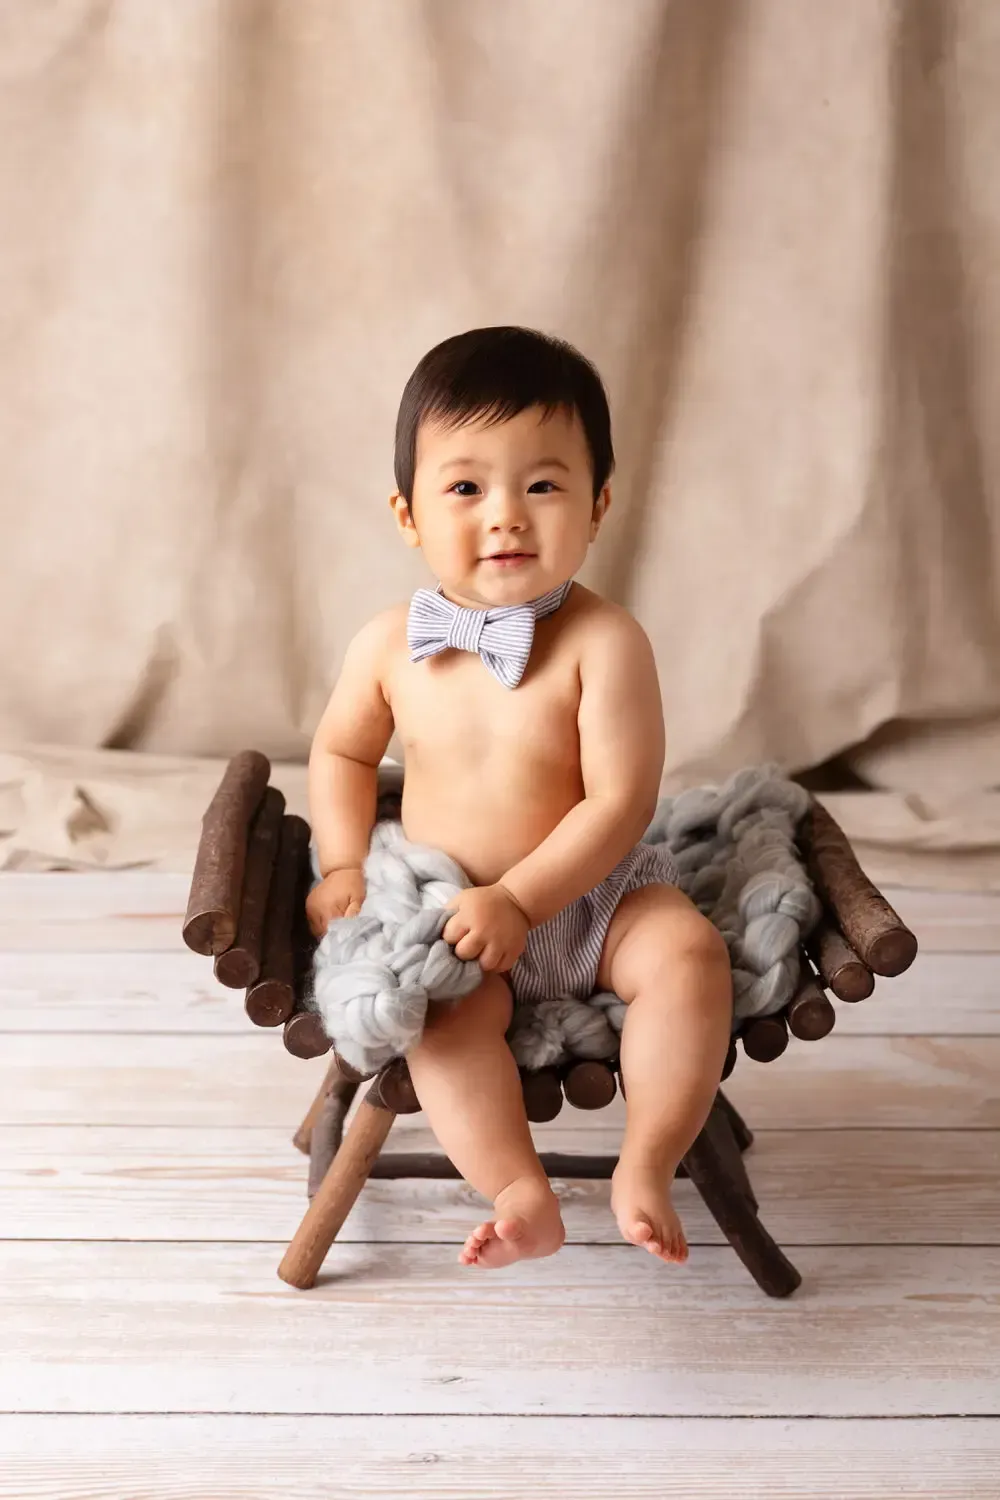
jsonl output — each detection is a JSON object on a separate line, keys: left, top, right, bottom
{"left": 307, "top": 763, "right": 821, "bottom": 1077}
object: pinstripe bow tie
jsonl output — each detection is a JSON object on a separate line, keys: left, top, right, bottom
{"left": 407, "top": 581, "right": 571, "bottom": 689}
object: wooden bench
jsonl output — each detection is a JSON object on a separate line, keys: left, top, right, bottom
{"left": 182, "top": 750, "right": 918, "bottom": 1296}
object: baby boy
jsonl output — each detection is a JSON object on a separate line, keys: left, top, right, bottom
{"left": 306, "top": 327, "right": 733, "bottom": 1269}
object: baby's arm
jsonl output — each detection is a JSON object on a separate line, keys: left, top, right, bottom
{"left": 307, "top": 613, "right": 396, "bottom": 929}
{"left": 499, "top": 608, "right": 665, "bottom": 926}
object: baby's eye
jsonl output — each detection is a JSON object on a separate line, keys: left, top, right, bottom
{"left": 448, "top": 481, "right": 481, "bottom": 497}
{"left": 527, "top": 480, "right": 559, "bottom": 493}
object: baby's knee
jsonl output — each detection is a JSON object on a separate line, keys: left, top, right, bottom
{"left": 673, "top": 913, "right": 730, "bottom": 973}
{"left": 419, "top": 973, "right": 513, "bottom": 1048}
{"left": 614, "top": 896, "right": 731, "bottom": 1004}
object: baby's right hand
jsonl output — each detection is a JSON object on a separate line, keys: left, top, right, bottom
{"left": 306, "top": 867, "right": 366, "bottom": 938}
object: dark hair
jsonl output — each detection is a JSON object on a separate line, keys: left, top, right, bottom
{"left": 393, "top": 326, "right": 614, "bottom": 502}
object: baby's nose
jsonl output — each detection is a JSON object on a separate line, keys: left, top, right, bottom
{"left": 487, "top": 489, "right": 529, "bottom": 529}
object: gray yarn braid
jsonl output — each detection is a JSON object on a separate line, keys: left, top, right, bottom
{"left": 308, "top": 763, "right": 821, "bottom": 1076}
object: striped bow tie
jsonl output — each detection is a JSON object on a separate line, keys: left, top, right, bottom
{"left": 407, "top": 581, "right": 571, "bottom": 689}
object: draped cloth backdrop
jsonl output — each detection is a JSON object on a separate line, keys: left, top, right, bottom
{"left": 1, "top": 0, "right": 999, "bottom": 886}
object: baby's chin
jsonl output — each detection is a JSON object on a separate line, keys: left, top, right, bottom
{"left": 447, "top": 559, "right": 567, "bottom": 605}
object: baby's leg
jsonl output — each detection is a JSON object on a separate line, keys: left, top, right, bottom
{"left": 405, "top": 973, "right": 564, "bottom": 1269}
{"left": 596, "top": 884, "right": 733, "bottom": 1263}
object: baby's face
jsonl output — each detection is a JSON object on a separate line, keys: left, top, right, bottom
{"left": 394, "top": 405, "right": 610, "bottom": 608}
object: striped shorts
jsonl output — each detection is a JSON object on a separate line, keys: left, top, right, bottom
{"left": 508, "top": 842, "right": 680, "bottom": 1005}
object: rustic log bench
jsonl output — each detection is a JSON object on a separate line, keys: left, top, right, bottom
{"left": 182, "top": 750, "right": 918, "bottom": 1297}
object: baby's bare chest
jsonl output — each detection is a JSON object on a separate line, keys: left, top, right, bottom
{"left": 388, "top": 647, "right": 582, "bottom": 779}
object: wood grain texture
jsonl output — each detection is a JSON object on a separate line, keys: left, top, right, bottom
{"left": 3, "top": 950, "right": 999, "bottom": 1034}
{"left": 0, "top": 952, "right": 245, "bottom": 1032}
{"left": 1, "top": 876, "right": 999, "bottom": 951}
{"left": 1, "top": 1241, "right": 997, "bottom": 1416}
{"left": 2, "top": 871, "right": 999, "bottom": 1472}
{"left": 0, "top": 1415, "right": 997, "bottom": 1499}
{"left": 3, "top": 1032, "right": 997, "bottom": 1128}
{"left": 4, "top": 1126, "right": 997, "bottom": 1246}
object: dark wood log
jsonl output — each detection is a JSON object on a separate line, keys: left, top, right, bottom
{"left": 293, "top": 1057, "right": 352, "bottom": 1154}
{"left": 562, "top": 1060, "right": 617, "bottom": 1111}
{"left": 213, "top": 787, "right": 286, "bottom": 989}
{"left": 703, "top": 1099, "right": 757, "bottom": 1211}
{"left": 716, "top": 1089, "right": 754, "bottom": 1153}
{"left": 740, "top": 1012, "right": 789, "bottom": 1063}
{"left": 371, "top": 1058, "right": 421, "bottom": 1115}
{"left": 520, "top": 1067, "right": 563, "bottom": 1122}
{"left": 682, "top": 1106, "right": 801, "bottom": 1298}
{"left": 283, "top": 1010, "right": 332, "bottom": 1059}
{"left": 245, "top": 814, "right": 311, "bottom": 1029}
{"left": 806, "top": 914, "right": 875, "bottom": 1002}
{"left": 291, "top": 830, "right": 319, "bottom": 1008}
{"left": 182, "top": 750, "right": 271, "bottom": 955}
{"left": 721, "top": 1038, "right": 737, "bottom": 1081}
{"left": 801, "top": 799, "right": 918, "bottom": 976}
{"left": 307, "top": 1075, "right": 360, "bottom": 1197}
{"left": 785, "top": 959, "right": 837, "bottom": 1041}
{"left": 332, "top": 1050, "right": 375, "bottom": 1084}
{"left": 369, "top": 1152, "right": 623, "bottom": 1180}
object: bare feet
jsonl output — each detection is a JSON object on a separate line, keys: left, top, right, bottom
{"left": 611, "top": 1153, "right": 689, "bottom": 1264}
{"left": 459, "top": 1174, "right": 566, "bottom": 1269}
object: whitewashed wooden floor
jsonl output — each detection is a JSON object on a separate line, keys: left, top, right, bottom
{"left": 1, "top": 875, "right": 998, "bottom": 1498}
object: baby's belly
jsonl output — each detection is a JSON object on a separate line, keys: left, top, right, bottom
{"left": 401, "top": 756, "right": 584, "bottom": 887}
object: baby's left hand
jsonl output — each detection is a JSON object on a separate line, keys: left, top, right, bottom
{"left": 442, "top": 884, "right": 530, "bottom": 972}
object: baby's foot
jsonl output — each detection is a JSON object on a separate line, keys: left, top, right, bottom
{"left": 611, "top": 1153, "right": 689, "bottom": 1264}
{"left": 458, "top": 1174, "right": 565, "bottom": 1269}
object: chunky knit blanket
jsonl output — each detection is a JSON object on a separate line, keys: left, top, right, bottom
{"left": 308, "top": 763, "right": 821, "bottom": 1076}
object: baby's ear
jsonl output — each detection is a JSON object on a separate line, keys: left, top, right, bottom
{"left": 389, "top": 491, "right": 421, "bottom": 548}
{"left": 590, "top": 484, "right": 612, "bottom": 539}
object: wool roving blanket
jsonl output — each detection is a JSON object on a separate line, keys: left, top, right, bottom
{"left": 308, "top": 763, "right": 821, "bottom": 1076}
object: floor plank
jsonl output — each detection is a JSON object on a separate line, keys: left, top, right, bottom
{"left": 0, "top": 952, "right": 246, "bottom": 1033}
{"left": 1, "top": 875, "right": 999, "bottom": 952}
{"left": 2, "top": 871, "right": 997, "bottom": 1463}
{"left": 0, "top": 876, "right": 188, "bottom": 953}
{"left": 4, "top": 1126, "right": 998, "bottom": 1247}
{"left": 885, "top": 887, "right": 1000, "bottom": 951}
{"left": 828, "top": 952, "right": 1000, "bottom": 1034}
{"left": 1, "top": 1414, "right": 997, "bottom": 1499}
{"left": 1, "top": 1241, "right": 996, "bottom": 1416}
{"left": 0, "top": 874, "right": 189, "bottom": 917}
{"left": 2, "top": 949, "right": 998, "bottom": 1034}
{"left": 3, "top": 1032, "right": 998, "bottom": 1128}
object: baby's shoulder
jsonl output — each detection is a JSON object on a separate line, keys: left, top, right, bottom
{"left": 355, "top": 602, "right": 409, "bottom": 643}
{"left": 564, "top": 585, "right": 649, "bottom": 651}
{"left": 344, "top": 603, "right": 409, "bottom": 672}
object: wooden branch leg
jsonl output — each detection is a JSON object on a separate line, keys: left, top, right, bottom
{"left": 307, "top": 1079, "right": 360, "bottom": 1198}
{"left": 715, "top": 1089, "right": 754, "bottom": 1153}
{"left": 704, "top": 1101, "right": 757, "bottom": 1212}
{"left": 278, "top": 1084, "right": 396, "bottom": 1290}
{"left": 682, "top": 1105, "right": 801, "bottom": 1299}
{"left": 292, "top": 1058, "right": 352, "bottom": 1155}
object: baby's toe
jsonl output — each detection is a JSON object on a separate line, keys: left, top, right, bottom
{"left": 495, "top": 1215, "right": 527, "bottom": 1244}
{"left": 666, "top": 1227, "right": 688, "bottom": 1263}
{"left": 626, "top": 1216, "right": 655, "bottom": 1249}
{"left": 459, "top": 1222, "right": 494, "bottom": 1262}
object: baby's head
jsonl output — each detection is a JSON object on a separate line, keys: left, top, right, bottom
{"left": 390, "top": 326, "right": 614, "bottom": 608}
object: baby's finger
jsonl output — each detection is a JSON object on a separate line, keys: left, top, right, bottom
{"left": 454, "top": 930, "right": 485, "bottom": 961}
{"left": 345, "top": 899, "right": 361, "bottom": 918}
{"left": 479, "top": 941, "right": 504, "bottom": 972}
{"left": 442, "top": 912, "right": 470, "bottom": 947}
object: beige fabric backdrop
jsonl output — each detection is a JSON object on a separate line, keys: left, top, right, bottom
{"left": 1, "top": 0, "right": 998, "bottom": 883}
